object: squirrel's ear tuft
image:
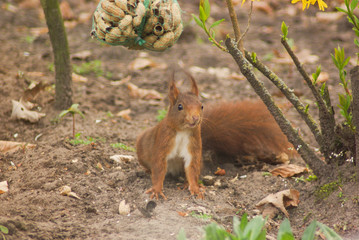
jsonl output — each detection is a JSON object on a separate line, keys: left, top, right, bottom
{"left": 184, "top": 70, "right": 199, "bottom": 96}
{"left": 168, "top": 78, "right": 179, "bottom": 105}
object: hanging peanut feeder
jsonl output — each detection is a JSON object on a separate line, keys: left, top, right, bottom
{"left": 91, "top": 0, "right": 183, "bottom": 51}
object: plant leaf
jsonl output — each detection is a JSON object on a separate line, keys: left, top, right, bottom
{"left": 192, "top": 14, "right": 204, "bottom": 28}
{"left": 0, "top": 225, "right": 9, "bottom": 234}
{"left": 278, "top": 219, "right": 295, "bottom": 240}
{"left": 199, "top": 5, "right": 207, "bottom": 22}
{"left": 209, "top": 19, "right": 225, "bottom": 29}
{"left": 203, "top": 0, "right": 210, "bottom": 20}
{"left": 281, "top": 21, "right": 288, "bottom": 39}
{"left": 177, "top": 228, "right": 187, "bottom": 240}
{"left": 317, "top": 222, "right": 343, "bottom": 240}
{"left": 350, "top": 0, "right": 358, "bottom": 12}
{"left": 301, "top": 221, "right": 317, "bottom": 240}
{"left": 336, "top": 7, "right": 348, "bottom": 14}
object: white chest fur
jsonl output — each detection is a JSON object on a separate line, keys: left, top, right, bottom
{"left": 166, "top": 131, "right": 192, "bottom": 176}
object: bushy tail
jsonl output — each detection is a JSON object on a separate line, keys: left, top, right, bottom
{"left": 201, "top": 100, "right": 296, "bottom": 160}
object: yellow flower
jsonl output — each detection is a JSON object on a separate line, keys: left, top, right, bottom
{"left": 316, "top": 0, "right": 328, "bottom": 11}
{"left": 291, "top": 0, "right": 327, "bottom": 11}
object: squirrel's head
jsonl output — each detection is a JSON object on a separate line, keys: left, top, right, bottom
{"left": 167, "top": 71, "right": 203, "bottom": 130}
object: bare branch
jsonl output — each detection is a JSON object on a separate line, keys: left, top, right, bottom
{"left": 226, "top": 38, "right": 328, "bottom": 176}
{"left": 225, "top": 0, "right": 244, "bottom": 53}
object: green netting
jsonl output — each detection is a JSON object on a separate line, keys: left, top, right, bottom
{"left": 91, "top": 0, "right": 183, "bottom": 52}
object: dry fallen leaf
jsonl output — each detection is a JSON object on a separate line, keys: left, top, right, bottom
{"left": 116, "top": 109, "right": 131, "bottom": 120}
{"left": 60, "top": 1, "right": 75, "bottom": 20}
{"left": 273, "top": 49, "right": 319, "bottom": 65}
{"left": 25, "top": 72, "right": 45, "bottom": 78}
{"left": 177, "top": 211, "right": 188, "bottom": 217}
{"left": 30, "top": 27, "right": 48, "bottom": 37}
{"left": 22, "top": 81, "right": 47, "bottom": 102}
{"left": 59, "top": 185, "right": 81, "bottom": 199}
{"left": 316, "top": 12, "right": 345, "bottom": 23}
{"left": 72, "top": 73, "right": 88, "bottom": 83}
{"left": 71, "top": 50, "right": 92, "bottom": 60}
{"left": 228, "top": 73, "right": 245, "bottom": 81}
{"left": 214, "top": 167, "right": 226, "bottom": 176}
{"left": 0, "top": 181, "right": 9, "bottom": 194}
{"left": 253, "top": 1, "right": 273, "bottom": 15}
{"left": 127, "top": 83, "right": 162, "bottom": 100}
{"left": 128, "top": 58, "right": 167, "bottom": 71}
{"left": 270, "top": 164, "right": 308, "bottom": 178}
{"left": 11, "top": 100, "right": 46, "bottom": 123}
{"left": 0, "top": 141, "right": 36, "bottom": 154}
{"left": 96, "top": 162, "right": 104, "bottom": 171}
{"left": 110, "top": 155, "right": 134, "bottom": 164}
{"left": 18, "top": 0, "right": 40, "bottom": 9}
{"left": 110, "top": 76, "right": 132, "bottom": 86}
{"left": 119, "top": 200, "right": 131, "bottom": 215}
{"left": 256, "top": 189, "right": 300, "bottom": 218}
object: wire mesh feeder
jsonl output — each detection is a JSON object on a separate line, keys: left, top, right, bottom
{"left": 91, "top": 0, "right": 183, "bottom": 51}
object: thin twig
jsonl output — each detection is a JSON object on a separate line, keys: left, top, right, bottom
{"left": 225, "top": 0, "right": 244, "bottom": 53}
{"left": 238, "top": 1, "right": 253, "bottom": 44}
{"left": 281, "top": 38, "right": 336, "bottom": 160}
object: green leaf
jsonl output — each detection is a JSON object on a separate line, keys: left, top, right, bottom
{"left": 177, "top": 228, "right": 187, "bottom": 240}
{"left": 355, "top": 38, "right": 359, "bottom": 48}
{"left": 278, "top": 219, "right": 295, "bottom": 240}
{"left": 317, "top": 222, "right": 343, "bottom": 240}
{"left": 258, "top": 229, "right": 267, "bottom": 240}
{"left": 331, "top": 53, "right": 339, "bottom": 69}
{"left": 243, "top": 216, "right": 266, "bottom": 240}
{"left": 350, "top": 0, "right": 358, "bottom": 11}
{"left": 233, "top": 216, "right": 241, "bottom": 237}
{"left": 312, "top": 73, "right": 318, "bottom": 83}
{"left": 199, "top": 5, "right": 207, "bottom": 22}
{"left": 240, "top": 213, "right": 248, "bottom": 232}
{"left": 281, "top": 21, "right": 288, "bottom": 39}
{"left": 316, "top": 65, "right": 321, "bottom": 77}
{"left": 203, "top": 0, "right": 210, "bottom": 20}
{"left": 301, "top": 221, "right": 317, "bottom": 240}
{"left": 336, "top": 7, "right": 348, "bottom": 14}
{"left": 320, "top": 82, "right": 326, "bottom": 96}
{"left": 58, "top": 109, "right": 70, "bottom": 119}
{"left": 74, "top": 132, "right": 82, "bottom": 138}
{"left": 192, "top": 15, "right": 204, "bottom": 29}
{"left": 69, "top": 104, "right": 85, "bottom": 118}
{"left": 251, "top": 52, "right": 257, "bottom": 63}
{"left": 209, "top": 19, "right": 225, "bottom": 29}
{"left": 0, "top": 225, "right": 8, "bottom": 234}
{"left": 305, "top": 104, "right": 309, "bottom": 114}
{"left": 210, "top": 29, "right": 216, "bottom": 39}
{"left": 343, "top": 56, "right": 351, "bottom": 67}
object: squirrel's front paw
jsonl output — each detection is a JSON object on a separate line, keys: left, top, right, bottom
{"left": 189, "top": 184, "right": 205, "bottom": 200}
{"left": 145, "top": 187, "right": 167, "bottom": 200}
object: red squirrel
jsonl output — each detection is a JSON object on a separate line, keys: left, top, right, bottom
{"left": 136, "top": 74, "right": 294, "bottom": 200}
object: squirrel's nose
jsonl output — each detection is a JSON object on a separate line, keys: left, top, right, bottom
{"left": 192, "top": 115, "right": 199, "bottom": 123}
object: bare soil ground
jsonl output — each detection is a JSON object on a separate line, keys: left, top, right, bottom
{"left": 1, "top": 0, "right": 359, "bottom": 239}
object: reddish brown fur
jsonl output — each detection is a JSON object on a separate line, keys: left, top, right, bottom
{"left": 137, "top": 74, "right": 295, "bottom": 200}
{"left": 201, "top": 100, "right": 294, "bottom": 159}
{"left": 136, "top": 75, "right": 204, "bottom": 199}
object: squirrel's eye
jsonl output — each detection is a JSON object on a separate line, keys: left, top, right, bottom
{"left": 178, "top": 104, "right": 183, "bottom": 111}
{"left": 201, "top": 105, "right": 204, "bottom": 110}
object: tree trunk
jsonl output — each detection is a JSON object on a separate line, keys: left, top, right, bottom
{"left": 350, "top": 66, "right": 359, "bottom": 175}
{"left": 41, "top": 0, "right": 72, "bottom": 109}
